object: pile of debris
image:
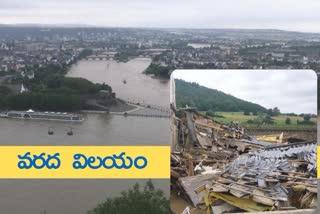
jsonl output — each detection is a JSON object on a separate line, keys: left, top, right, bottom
{"left": 170, "top": 109, "right": 317, "bottom": 213}
{"left": 171, "top": 109, "right": 278, "bottom": 184}
{"left": 196, "top": 141, "right": 317, "bottom": 212}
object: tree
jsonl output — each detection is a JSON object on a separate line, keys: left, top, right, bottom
{"left": 87, "top": 180, "right": 172, "bottom": 214}
{"left": 263, "top": 115, "right": 275, "bottom": 124}
{"left": 267, "top": 108, "right": 273, "bottom": 116}
{"left": 285, "top": 117, "right": 291, "bottom": 125}
{"left": 144, "top": 63, "right": 171, "bottom": 79}
{"left": 267, "top": 107, "right": 280, "bottom": 116}
{"left": 206, "top": 110, "right": 215, "bottom": 117}
{"left": 272, "top": 107, "right": 281, "bottom": 116}
{"left": 297, "top": 114, "right": 315, "bottom": 125}
{"left": 304, "top": 114, "right": 311, "bottom": 122}
{"left": 243, "top": 111, "right": 250, "bottom": 116}
{"left": 77, "top": 49, "right": 93, "bottom": 60}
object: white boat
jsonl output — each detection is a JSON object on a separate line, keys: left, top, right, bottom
{"left": 5, "top": 109, "right": 83, "bottom": 122}
{"left": 0, "top": 113, "right": 8, "bottom": 118}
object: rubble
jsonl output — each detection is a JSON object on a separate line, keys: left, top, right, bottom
{"left": 201, "top": 142, "right": 317, "bottom": 211}
{"left": 171, "top": 109, "right": 317, "bottom": 213}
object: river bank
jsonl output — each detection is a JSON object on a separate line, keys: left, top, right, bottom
{"left": 84, "top": 97, "right": 137, "bottom": 112}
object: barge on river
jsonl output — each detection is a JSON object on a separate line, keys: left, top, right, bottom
{"left": 1, "top": 109, "right": 83, "bottom": 122}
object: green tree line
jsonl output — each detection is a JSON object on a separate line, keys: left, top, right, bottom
{"left": 175, "top": 79, "right": 267, "bottom": 113}
{"left": 0, "top": 64, "right": 112, "bottom": 112}
{"left": 144, "top": 63, "right": 172, "bottom": 79}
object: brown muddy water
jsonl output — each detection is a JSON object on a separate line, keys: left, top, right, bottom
{"left": 0, "top": 58, "right": 171, "bottom": 214}
{"left": 67, "top": 58, "right": 170, "bottom": 108}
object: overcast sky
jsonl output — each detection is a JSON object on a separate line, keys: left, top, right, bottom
{"left": 0, "top": 0, "right": 320, "bottom": 32}
{"left": 173, "top": 70, "right": 317, "bottom": 114}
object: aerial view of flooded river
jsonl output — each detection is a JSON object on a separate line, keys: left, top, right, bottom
{"left": 68, "top": 58, "right": 170, "bottom": 108}
{"left": 0, "top": 58, "right": 170, "bottom": 214}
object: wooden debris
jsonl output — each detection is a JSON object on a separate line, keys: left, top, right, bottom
{"left": 171, "top": 109, "right": 316, "bottom": 212}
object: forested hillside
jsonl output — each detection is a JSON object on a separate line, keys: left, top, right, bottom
{"left": 175, "top": 79, "right": 267, "bottom": 113}
{"left": 0, "top": 64, "right": 112, "bottom": 112}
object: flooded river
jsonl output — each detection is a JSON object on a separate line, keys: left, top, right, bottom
{"left": 0, "top": 58, "right": 170, "bottom": 214}
{"left": 68, "top": 58, "right": 170, "bottom": 108}
{"left": 0, "top": 114, "right": 169, "bottom": 146}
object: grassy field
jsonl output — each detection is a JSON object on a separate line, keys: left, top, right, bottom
{"left": 211, "top": 112, "right": 317, "bottom": 129}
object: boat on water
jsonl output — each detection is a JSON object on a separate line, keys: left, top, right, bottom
{"left": 3, "top": 109, "right": 83, "bottom": 122}
{"left": 67, "top": 127, "right": 74, "bottom": 136}
{"left": 48, "top": 127, "right": 54, "bottom": 135}
{"left": 0, "top": 112, "right": 8, "bottom": 118}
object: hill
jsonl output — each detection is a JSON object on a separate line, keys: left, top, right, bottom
{"left": 175, "top": 79, "right": 267, "bottom": 113}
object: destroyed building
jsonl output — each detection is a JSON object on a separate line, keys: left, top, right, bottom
{"left": 170, "top": 108, "right": 317, "bottom": 213}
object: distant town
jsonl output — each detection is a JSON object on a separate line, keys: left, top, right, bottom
{"left": 0, "top": 26, "right": 319, "bottom": 76}
{"left": 0, "top": 26, "right": 319, "bottom": 112}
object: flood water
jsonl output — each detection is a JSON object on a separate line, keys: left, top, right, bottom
{"left": 0, "top": 114, "right": 169, "bottom": 146}
{"left": 68, "top": 58, "right": 170, "bottom": 108}
{"left": 0, "top": 58, "right": 170, "bottom": 214}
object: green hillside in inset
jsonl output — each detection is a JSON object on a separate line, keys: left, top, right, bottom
{"left": 175, "top": 79, "right": 267, "bottom": 113}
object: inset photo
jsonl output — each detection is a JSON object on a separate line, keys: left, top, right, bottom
{"left": 170, "top": 70, "right": 317, "bottom": 214}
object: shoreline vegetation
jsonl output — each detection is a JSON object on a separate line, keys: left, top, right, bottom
{"left": 87, "top": 180, "right": 172, "bottom": 214}
{"left": 109, "top": 46, "right": 172, "bottom": 78}
{"left": 144, "top": 63, "right": 172, "bottom": 79}
{"left": 0, "top": 49, "right": 134, "bottom": 113}
{"left": 113, "top": 45, "right": 141, "bottom": 63}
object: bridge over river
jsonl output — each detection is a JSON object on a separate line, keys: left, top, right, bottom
{"left": 82, "top": 98, "right": 170, "bottom": 118}
{"left": 86, "top": 55, "right": 114, "bottom": 60}
{"left": 113, "top": 101, "right": 170, "bottom": 118}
